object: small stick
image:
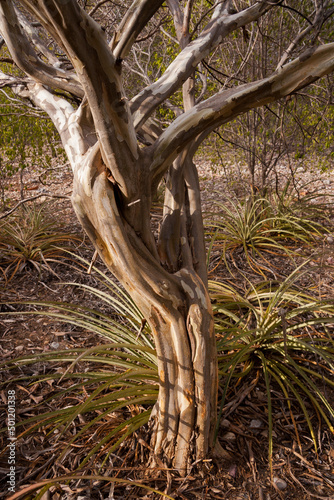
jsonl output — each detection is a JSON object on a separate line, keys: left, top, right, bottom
{"left": 0, "top": 192, "right": 70, "bottom": 220}
{"left": 136, "top": 319, "right": 147, "bottom": 340}
{"left": 87, "top": 249, "right": 98, "bottom": 274}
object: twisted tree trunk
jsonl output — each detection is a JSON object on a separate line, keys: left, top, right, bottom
{"left": 71, "top": 149, "right": 217, "bottom": 472}
{"left": 2, "top": 0, "right": 334, "bottom": 476}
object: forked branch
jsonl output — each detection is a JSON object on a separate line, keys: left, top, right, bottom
{"left": 130, "top": 1, "right": 277, "bottom": 129}
{"left": 0, "top": 0, "right": 83, "bottom": 97}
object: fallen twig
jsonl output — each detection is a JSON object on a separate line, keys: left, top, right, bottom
{"left": 0, "top": 192, "right": 71, "bottom": 220}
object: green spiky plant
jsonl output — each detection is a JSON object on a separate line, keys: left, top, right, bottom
{"left": 272, "top": 176, "right": 334, "bottom": 222}
{"left": 0, "top": 257, "right": 162, "bottom": 498}
{"left": 0, "top": 202, "right": 81, "bottom": 281}
{"left": 206, "top": 194, "right": 330, "bottom": 277}
{"left": 1, "top": 256, "right": 334, "bottom": 492}
{"left": 0, "top": 257, "right": 158, "bottom": 473}
{"left": 210, "top": 264, "right": 334, "bottom": 471}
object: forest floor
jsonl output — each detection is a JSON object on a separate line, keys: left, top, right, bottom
{"left": 0, "top": 157, "right": 334, "bottom": 499}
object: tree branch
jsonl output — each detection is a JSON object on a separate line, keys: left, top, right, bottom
{"left": 130, "top": 1, "right": 276, "bottom": 130}
{"left": 21, "top": 0, "right": 140, "bottom": 199}
{"left": 16, "top": 9, "right": 60, "bottom": 66}
{"left": 150, "top": 43, "right": 334, "bottom": 180}
{"left": 0, "top": 193, "right": 71, "bottom": 220}
{"left": 0, "top": 0, "right": 83, "bottom": 97}
{"left": 276, "top": 2, "right": 326, "bottom": 70}
{"left": 22, "top": 82, "right": 88, "bottom": 167}
{"left": 111, "top": 0, "right": 165, "bottom": 60}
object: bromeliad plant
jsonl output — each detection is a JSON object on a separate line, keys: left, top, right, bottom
{"left": 0, "top": 202, "right": 81, "bottom": 281}
{"left": 1, "top": 344, "right": 158, "bottom": 469}
{"left": 206, "top": 193, "right": 330, "bottom": 277}
{"left": 211, "top": 264, "right": 334, "bottom": 469}
{"left": 1, "top": 257, "right": 334, "bottom": 483}
{"left": 0, "top": 258, "right": 158, "bottom": 474}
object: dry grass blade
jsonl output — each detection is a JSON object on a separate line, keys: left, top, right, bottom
{"left": 6, "top": 474, "right": 174, "bottom": 500}
{"left": 0, "top": 258, "right": 160, "bottom": 484}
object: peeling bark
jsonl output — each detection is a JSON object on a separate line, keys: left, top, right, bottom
{"left": 0, "top": 0, "right": 83, "bottom": 97}
{"left": 2, "top": 0, "right": 334, "bottom": 475}
{"left": 70, "top": 148, "right": 217, "bottom": 472}
{"left": 150, "top": 43, "right": 334, "bottom": 179}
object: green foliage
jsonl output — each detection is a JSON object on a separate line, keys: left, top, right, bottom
{"left": 210, "top": 265, "right": 334, "bottom": 469}
{"left": 270, "top": 176, "right": 333, "bottom": 223}
{"left": 0, "top": 90, "right": 62, "bottom": 169}
{"left": 1, "top": 344, "right": 158, "bottom": 468}
{"left": 0, "top": 256, "right": 158, "bottom": 474}
{"left": 0, "top": 88, "right": 65, "bottom": 205}
{"left": 0, "top": 202, "right": 81, "bottom": 281}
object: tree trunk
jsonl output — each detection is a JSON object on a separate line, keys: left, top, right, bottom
{"left": 148, "top": 268, "right": 217, "bottom": 472}
{"left": 71, "top": 148, "right": 218, "bottom": 474}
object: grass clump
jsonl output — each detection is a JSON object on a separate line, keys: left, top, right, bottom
{"left": 1, "top": 255, "right": 334, "bottom": 494}
{"left": 0, "top": 257, "right": 158, "bottom": 473}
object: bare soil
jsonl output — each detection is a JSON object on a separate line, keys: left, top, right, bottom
{"left": 0, "top": 159, "right": 334, "bottom": 499}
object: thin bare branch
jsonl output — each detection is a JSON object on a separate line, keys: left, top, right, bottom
{"left": 276, "top": 3, "right": 326, "bottom": 70}
{"left": 88, "top": 0, "right": 113, "bottom": 17}
{"left": 150, "top": 43, "right": 334, "bottom": 180}
{"left": 0, "top": 192, "right": 71, "bottom": 220}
